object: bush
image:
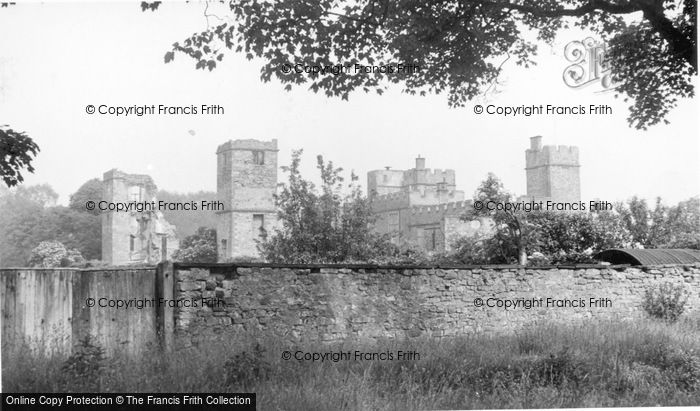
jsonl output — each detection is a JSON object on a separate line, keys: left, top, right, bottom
{"left": 642, "top": 282, "right": 689, "bottom": 323}
{"left": 223, "top": 343, "right": 271, "bottom": 389}
{"left": 60, "top": 335, "right": 107, "bottom": 391}
{"left": 28, "top": 241, "right": 85, "bottom": 268}
{"left": 173, "top": 227, "right": 217, "bottom": 263}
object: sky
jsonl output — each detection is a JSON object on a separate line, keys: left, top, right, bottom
{"left": 0, "top": 1, "right": 698, "bottom": 206}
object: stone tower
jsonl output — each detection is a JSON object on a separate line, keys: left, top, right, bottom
{"left": 525, "top": 136, "right": 580, "bottom": 203}
{"left": 216, "top": 139, "right": 278, "bottom": 261}
{"left": 101, "top": 169, "right": 179, "bottom": 265}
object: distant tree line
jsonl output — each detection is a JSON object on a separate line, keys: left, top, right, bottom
{"left": 0, "top": 180, "right": 217, "bottom": 267}
{"left": 0, "top": 181, "right": 101, "bottom": 267}
{"left": 451, "top": 173, "right": 699, "bottom": 265}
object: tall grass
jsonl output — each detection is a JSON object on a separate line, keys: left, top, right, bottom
{"left": 4, "top": 318, "right": 700, "bottom": 410}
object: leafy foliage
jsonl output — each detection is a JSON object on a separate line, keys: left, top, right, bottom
{"left": 156, "top": 0, "right": 695, "bottom": 129}
{"left": 157, "top": 190, "right": 218, "bottom": 238}
{"left": 27, "top": 240, "right": 85, "bottom": 268}
{"left": 69, "top": 178, "right": 103, "bottom": 215}
{"left": 224, "top": 344, "right": 271, "bottom": 390}
{"left": 454, "top": 173, "right": 634, "bottom": 265}
{"left": 525, "top": 210, "right": 632, "bottom": 264}
{"left": 258, "top": 150, "right": 396, "bottom": 263}
{"left": 618, "top": 196, "right": 700, "bottom": 249}
{"left": 0, "top": 182, "right": 101, "bottom": 266}
{"left": 642, "top": 282, "right": 689, "bottom": 323}
{"left": 0, "top": 125, "right": 40, "bottom": 187}
{"left": 459, "top": 173, "right": 531, "bottom": 264}
{"left": 60, "top": 335, "right": 107, "bottom": 392}
{"left": 173, "top": 226, "right": 218, "bottom": 263}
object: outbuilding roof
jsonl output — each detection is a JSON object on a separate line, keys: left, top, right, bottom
{"left": 595, "top": 248, "right": 700, "bottom": 266}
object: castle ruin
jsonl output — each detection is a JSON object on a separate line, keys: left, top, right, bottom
{"left": 101, "top": 169, "right": 179, "bottom": 265}
{"left": 216, "top": 139, "right": 279, "bottom": 261}
{"left": 101, "top": 136, "right": 581, "bottom": 263}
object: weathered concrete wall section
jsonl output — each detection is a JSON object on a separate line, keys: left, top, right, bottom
{"left": 1, "top": 269, "right": 74, "bottom": 355}
{"left": 72, "top": 269, "right": 158, "bottom": 356}
{"left": 174, "top": 264, "right": 700, "bottom": 344}
{"left": 1, "top": 268, "right": 159, "bottom": 356}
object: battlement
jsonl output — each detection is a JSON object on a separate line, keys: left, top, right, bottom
{"left": 410, "top": 200, "right": 473, "bottom": 216}
{"left": 373, "top": 191, "right": 410, "bottom": 202}
{"left": 525, "top": 136, "right": 581, "bottom": 203}
{"left": 370, "top": 191, "right": 411, "bottom": 211}
{"left": 217, "top": 139, "right": 278, "bottom": 153}
{"left": 526, "top": 144, "right": 580, "bottom": 168}
{"left": 102, "top": 169, "right": 157, "bottom": 193}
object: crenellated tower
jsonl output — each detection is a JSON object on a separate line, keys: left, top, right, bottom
{"left": 525, "top": 136, "right": 581, "bottom": 203}
{"left": 216, "top": 139, "right": 278, "bottom": 260}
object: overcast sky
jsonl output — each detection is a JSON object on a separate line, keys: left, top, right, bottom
{"left": 1, "top": 2, "right": 698, "bottom": 206}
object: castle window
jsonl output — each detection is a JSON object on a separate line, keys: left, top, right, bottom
{"left": 129, "top": 235, "right": 135, "bottom": 253}
{"left": 253, "top": 214, "right": 266, "bottom": 238}
{"left": 221, "top": 239, "right": 227, "bottom": 255}
{"left": 423, "top": 228, "right": 438, "bottom": 251}
{"left": 252, "top": 150, "right": 265, "bottom": 165}
{"left": 128, "top": 186, "right": 141, "bottom": 202}
{"left": 388, "top": 212, "right": 399, "bottom": 232}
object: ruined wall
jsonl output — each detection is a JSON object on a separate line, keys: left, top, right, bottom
{"left": 102, "top": 169, "right": 179, "bottom": 265}
{"left": 173, "top": 264, "right": 700, "bottom": 345}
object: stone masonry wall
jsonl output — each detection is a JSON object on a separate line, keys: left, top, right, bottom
{"left": 173, "top": 264, "right": 700, "bottom": 344}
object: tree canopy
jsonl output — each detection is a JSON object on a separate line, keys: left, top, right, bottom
{"left": 455, "top": 174, "right": 699, "bottom": 265}
{"left": 69, "top": 178, "right": 103, "bottom": 215}
{"left": 617, "top": 195, "right": 700, "bottom": 249}
{"left": 258, "top": 150, "right": 397, "bottom": 263}
{"left": 1, "top": 125, "right": 40, "bottom": 187}
{"left": 157, "top": 190, "right": 218, "bottom": 237}
{"left": 0, "top": 182, "right": 101, "bottom": 266}
{"left": 173, "top": 226, "right": 218, "bottom": 263}
{"left": 152, "top": 0, "right": 696, "bottom": 129}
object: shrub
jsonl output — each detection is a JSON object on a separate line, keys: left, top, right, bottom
{"left": 28, "top": 241, "right": 85, "bottom": 268}
{"left": 223, "top": 343, "right": 271, "bottom": 389}
{"left": 642, "top": 282, "right": 689, "bottom": 322}
{"left": 173, "top": 227, "right": 217, "bottom": 263}
{"left": 60, "top": 335, "right": 107, "bottom": 391}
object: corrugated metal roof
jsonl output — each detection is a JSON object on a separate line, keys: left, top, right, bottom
{"left": 595, "top": 249, "right": 700, "bottom": 265}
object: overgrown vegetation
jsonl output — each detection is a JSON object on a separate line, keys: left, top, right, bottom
{"left": 173, "top": 226, "right": 218, "bottom": 263}
{"left": 258, "top": 150, "right": 402, "bottom": 264}
{"left": 450, "top": 173, "right": 699, "bottom": 265}
{"left": 4, "top": 319, "right": 700, "bottom": 409}
{"left": 642, "top": 282, "right": 690, "bottom": 323}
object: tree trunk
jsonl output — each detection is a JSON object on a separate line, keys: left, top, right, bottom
{"left": 518, "top": 246, "right": 527, "bottom": 265}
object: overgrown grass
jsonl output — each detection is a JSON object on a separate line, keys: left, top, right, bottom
{"left": 4, "top": 318, "right": 700, "bottom": 410}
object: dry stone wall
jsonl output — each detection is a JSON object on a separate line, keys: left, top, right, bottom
{"left": 173, "top": 264, "right": 700, "bottom": 344}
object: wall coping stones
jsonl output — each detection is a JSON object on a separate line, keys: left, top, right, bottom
{"left": 173, "top": 262, "right": 641, "bottom": 271}
{"left": 4, "top": 262, "right": 698, "bottom": 274}
{"left": 0, "top": 266, "right": 157, "bottom": 272}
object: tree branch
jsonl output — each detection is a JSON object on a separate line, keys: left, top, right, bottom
{"left": 469, "top": 0, "right": 696, "bottom": 70}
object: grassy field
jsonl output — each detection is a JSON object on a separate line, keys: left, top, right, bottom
{"left": 3, "top": 318, "right": 700, "bottom": 410}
